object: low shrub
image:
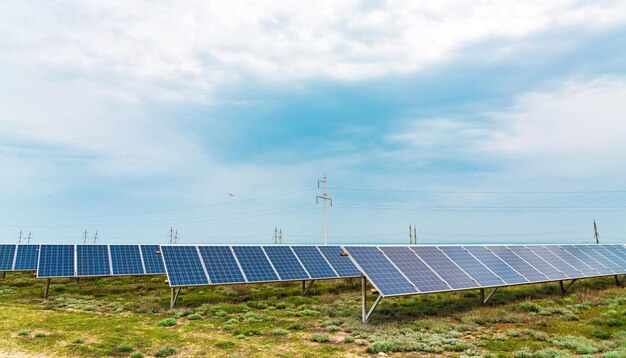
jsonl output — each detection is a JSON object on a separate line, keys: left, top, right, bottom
{"left": 155, "top": 347, "right": 176, "bottom": 357}
{"left": 118, "top": 343, "right": 133, "bottom": 352}
{"left": 591, "top": 329, "right": 611, "bottom": 340}
{"left": 130, "top": 352, "right": 143, "bottom": 358}
{"left": 214, "top": 341, "right": 235, "bottom": 349}
{"left": 311, "top": 333, "right": 330, "bottom": 343}
{"left": 157, "top": 318, "right": 176, "bottom": 327}
{"left": 271, "top": 328, "right": 288, "bottom": 336}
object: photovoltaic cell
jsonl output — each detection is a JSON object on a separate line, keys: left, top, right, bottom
{"left": 318, "top": 245, "right": 361, "bottom": 277}
{"left": 543, "top": 245, "right": 597, "bottom": 276}
{"left": 0, "top": 244, "right": 16, "bottom": 271}
{"left": 464, "top": 246, "right": 527, "bottom": 284}
{"left": 76, "top": 245, "right": 111, "bottom": 277}
{"left": 439, "top": 246, "right": 504, "bottom": 287}
{"left": 110, "top": 245, "right": 144, "bottom": 275}
{"left": 232, "top": 246, "right": 279, "bottom": 282}
{"left": 604, "top": 245, "right": 626, "bottom": 264}
{"left": 37, "top": 245, "right": 75, "bottom": 278}
{"left": 507, "top": 246, "right": 567, "bottom": 280}
{"left": 161, "top": 246, "right": 209, "bottom": 286}
{"left": 591, "top": 246, "right": 626, "bottom": 270}
{"left": 381, "top": 246, "right": 450, "bottom": 292}
{"left": 292, "top": 246, "right": 337, "bottom": 279}
{"left": 14, "top": 244, "right": 39, "bottom": 271}
{"left": 198, "top": 246, "right": 246, "bottom": 284}
{"left": 574, "top": 245, "right": 622, "bottom": 273}
{"left": 560, "top": 245, "right": 611, "bottom": 275}
{"left": 263, "top": 246, "right": 310, "bottom": 280}
{"left": 141, "top": 245, "right": 165, "bottom": 274}
{"left": 345, "top": 246, "right": 417, "bottom": 296}
{"left": 488, "top": 246, "right": 549, "bottom": 282}
{"left": 412, "top": 247, "right": 477, "bottom": 289}
{"left": 527, "top": 246, "right": 582, "bottom": 279}
{"left": 611, "top": 244, "right": 626, "bottom": 257}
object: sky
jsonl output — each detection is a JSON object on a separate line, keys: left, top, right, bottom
{"left": 2, "top": 0, "right": 626, "bottom": 245}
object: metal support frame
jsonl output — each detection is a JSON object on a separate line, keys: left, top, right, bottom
{"left": 170, "top": 287, "right": 181, "bottom": 309}
{"left": 301, "top": 280, "right": 315, "bottom": 296}
{"left": 361, "top": 276, "right": 383, "bottom": 323}
{"left": 1, "top": 271, "right": 5, "bottom": 279}
{"left": 43, "top": 279, "right": 51, "bottom": 299}
{"left": 559, "top": 279, "right": 577, "bottom": 294}
{"left": 615, "top": 275, "right": 625, "bottom": 286}
{"left": 481, "top": 287, "right": 499, "bottom": 304}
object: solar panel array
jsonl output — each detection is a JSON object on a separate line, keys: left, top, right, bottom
{"left": 36, "top": 244, "right": 165, "bottom": 278}
{"left": 0, "top": 244, "right": 40, "bottom": 272}
{"left": 160, "top": 245, "right": 361, "bottom": 287}
{"left": 343, "top": 244, "right": 626, "bottom": 297}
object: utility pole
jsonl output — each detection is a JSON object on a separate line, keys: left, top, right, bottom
{"left": 279, "top": 228, "right": 283, "bottom": 244}
{"left": 273, "top": 227, "right": 284, "bottom": 244}
{"left": 17, "top": 230, "right": 23, "bottom": 244}
{"left": 409, "top": 224, "right": 413, "bottom": 244}
{"left": 26, "top": 232, "right": 32, "bottom": 244}
{"left": 414, "top": 226, "right": 417, "bottom": 245}
{"left": 174, "top": 230, "right": 180, "bottom": 244}
{"left": 82, "top": 230, "right": 88, "bottom": 244}
{"left": 93, "top": 231, "right": 99, "bottom": 244}
{"left": 316, "top": 175, "right": 332, "bottom": 245}
{"left": 594, "top": 220, "right": 600, "bottom": 244}
{"left": 168, "top": 227, "right": 174, "bottom": 244}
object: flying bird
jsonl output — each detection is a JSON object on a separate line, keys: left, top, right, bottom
{"left": 228, "top": 193, "right": 235, "bottom": 197}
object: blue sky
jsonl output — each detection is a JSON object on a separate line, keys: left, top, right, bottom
{"left": 2, "top": 1, "right": 626, "bottom": 244}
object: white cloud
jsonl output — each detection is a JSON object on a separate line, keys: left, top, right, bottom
{"left": 2, "top": 0, "right": 626, "bottom": 102}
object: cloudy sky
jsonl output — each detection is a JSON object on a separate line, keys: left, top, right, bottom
{"left": 2, "top": 0, "right": 626, "bottom": 244}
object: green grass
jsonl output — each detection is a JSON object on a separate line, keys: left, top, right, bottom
{"left": 0, "top": 272, "right": 626, "bottom": 357}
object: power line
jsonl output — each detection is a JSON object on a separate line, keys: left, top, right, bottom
{"left": 329, "top": 187, "right": 626, "bottom": 195}
{"left": 334, "top": 203, "right": 626, "bottom": 213}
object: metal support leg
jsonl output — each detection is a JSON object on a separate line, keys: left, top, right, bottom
{"left": 44, "top": 279, "right": 51, "bottom": 299}
{"left": 170, "top": 287, "right": 181, "bottom": 309}
{"left": 361, "top": 275, "right": 383, "bottom": 323}
{"left": 480, "top": 288, "right": 485, "bottom": 302}
{"left": 482, "top": 287, "right": 498, "bottom": 304}
{"left": 559, "top": 279, "right": 577, "bottom": 294}
{"left": 1, "top": 271, "right": 5, "bottom": 279}
{"left": 615, "top": 275, "right": 621, "bottom": 286}
{"left": 302, "top": 280, "right": 315, "bottom": 296}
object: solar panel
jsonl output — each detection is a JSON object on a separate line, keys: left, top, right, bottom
{"left": 110, "top": 245, "right": 144, "bottom": 275}
{"left": 560, "top": 245, "right": 611, "bottom": 275}
{"left": 232, "top": 246, "right": 279, "bottom": 282}
{"left": 590, "top": 246, "right": 626, "bottom": 270}
{"left": 344, "top": 246, "right": 417, "bottom": 296}
{"left": 37, "top": 244, "right": 75, "bottom": 278}
{"left": 464, "top": 246, "right": 528, "bottom": 284}
{"left": 263, "top": 246, "right": 310, "bottom": 280}
{"left": 507, "top": 246, "right": 568, "bottom": 280}
{"left": 526, "top": 245, "right": 583, "bottom": 279}
{"left": 317, "top": 245, "right": 361, "bottom": 277}
{"left": 380, "top": 246, "right": 451, "bottom": 292}
{"left": 439, "top": 246, "right": 504, "bottom": 287}
{"left": 543, "top": 245, "right": 598, "bottom": 276}
{"left": 161, "top": 246, "right": 209, "bottom": 286}
{"left": 603, "top": 245, "right": 626, "bottom": 264}
{"left": 412, "top": 247, "right": 477, "bottom": 289}
{"left": 76, "top": 245, "right": 111, "bottom": 277}
{"left": 292, "top": 246, "right": 337, "bottom": 279}
{"left": 0, "top": 244, "right": 16, "bottom": 271}
{"left": 198, "top": 246, "right": 246, "bottom": 284}
{"left": 610, "top": 244, "right": 626, "bottom": 257}
{"left": 487, "top": 246, "right": 550, "bottom": 283}
{"left": 574, "top": 245, "right": 623, "bottom": 273}
{"left": 13, "top": 244, "right": 39, "bottom": 271}
{"left": 140, "top": 245, "right": 165, "bottom": 274}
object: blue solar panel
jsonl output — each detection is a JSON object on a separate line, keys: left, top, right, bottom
{"left": 412, "top": 247, "right": 477, "bottom": 289}
{"left": 574, "top": 245, "right": 622, "bottom": 273}
{"left": 591, "top": 246, "right": 626, "bottom": 271}
{"left": 110, "top": 245, "right": 144, "bottom": 275}
{"left": 526, "top": 246, "right": 583, "bottom": 279}
{"left": 439, "top": 246, "right": 504, "bottom": 287}
{"left": 0, "top": 244, "right": 16, "bottom": 271}
{"left": 198, "top": 246, "right": 246, "bottom": 284}
{"left": 464, "top": 246, "right": 527, "bottom": 284}
{"left": 292, "top": 246, "right": 337, "bottom": 279}
{"left": 14, "top": 244, "right": 39, "bottom": 271}
{"left": 317, "top": 245, "right": 361, "bottom": 277}
{"left": 508, "top": 246, "right": 568, "bottom": 280}
{"left": 76, "top": 245, "right": 111, "bottom": 277}
{"left": 381, "top": 246, "right": 450, "bottom": 292}
{"left": 263, "top": 246, "right": 310, "bottom": 280}
{"left": 543, "top": 245, "right": 597, "bottom": 276}
{"left": 232, "top": 246, "right": 279, "bottom": 282}
{"left": 345, "top": 246, "right": 417, "bottom": 296}
{"left": 604, "top": 245, "right": 626, "bottom": 264}
{"left": 560, "top": 245, "right": 611, "bottom": 275}
{"left": 487, "top": 246, "right": 549, "bottom": 283}
{"left": 37, "top": 245, "right": 75, "bottom": 278}
{"left": 161, "top": 246, "right": 208, "bottom": 286}
{"left": 610, "top": 244, "right": 626, "bottom": 257}
{"left": 140, "top": 245, "right": 165, "bottom": 274}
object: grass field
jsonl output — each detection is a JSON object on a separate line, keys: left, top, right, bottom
{"left": 0, "top": 273, "right": 625, "bottom": 357}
